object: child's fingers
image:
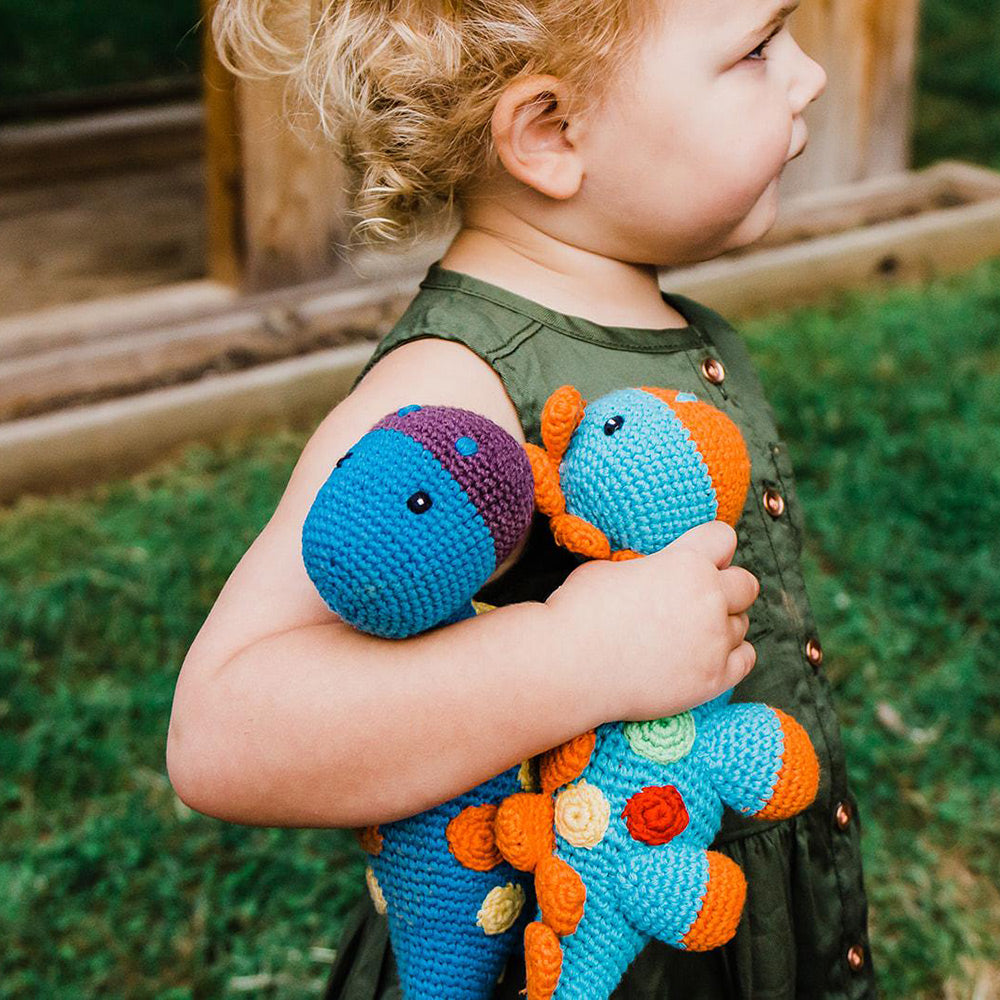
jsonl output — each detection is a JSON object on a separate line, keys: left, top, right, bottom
{"left": 728, "top": 613, "right": 750, "bottom": 647}
{"left": 721, "top": 565, "right": 760, "bottom": 614}
{"left": 726, "top": 641, "right": 757, "bottom": 684}
{"left": 671, "top": 520, "right": 738, "bottom": 569}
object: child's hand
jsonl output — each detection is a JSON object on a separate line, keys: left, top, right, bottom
{"left": 545, "top": 520, "right": 758, "bottom": 723}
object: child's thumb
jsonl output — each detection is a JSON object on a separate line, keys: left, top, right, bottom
{"left": 669, "top": 520, "right": 737, "bottom": 569}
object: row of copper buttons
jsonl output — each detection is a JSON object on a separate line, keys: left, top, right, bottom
{"left": 700, "top": 356, "right": 791, "bottom": 524}
{"left": 705, "top": 355, "right": 825, "bottom": 680}
{"left": 704, "top": 354, "right": 866, "bottom": 980}
{"left": 836, "top": 796, "right": 862, "bottom": 973}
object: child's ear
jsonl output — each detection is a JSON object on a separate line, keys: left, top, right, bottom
{"left": 491, "top": 75, "right": 583, "bottom": 200}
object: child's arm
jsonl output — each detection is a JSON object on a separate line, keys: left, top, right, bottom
{"left": 166, "top": 338, "right": 758, "bottom": 828}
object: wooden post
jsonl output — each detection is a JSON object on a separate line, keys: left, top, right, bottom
{"left": 202, "top": 3, "right": 244, "bottom": 287}
{"left": 784, "top": 0, "right": 921, "bottom": 195}
{"left": 201, "top": 0, "right": 350, "bottom": 291}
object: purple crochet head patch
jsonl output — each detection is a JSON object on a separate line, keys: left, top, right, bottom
{"left": 374, "top": 405, "right": 534, "bottom": 564}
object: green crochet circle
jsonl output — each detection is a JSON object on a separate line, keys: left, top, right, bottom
{"left": 624, "top": 713, "right": 696, "bottom": 764}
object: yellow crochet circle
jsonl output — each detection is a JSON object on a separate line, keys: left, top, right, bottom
{"left": 477, "top": 882, "right": 527, "bottom": 935}
{"left": 365, "top": 866, "right": 388, "bottom": 915}
{"left": 554, "top": 780, "right": 610, "bottom": 849}
{"left": 624, "top": 712, "right": 696, "bottom": 765}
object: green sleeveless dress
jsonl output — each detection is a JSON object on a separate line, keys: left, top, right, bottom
{"left": 323, "top": 263, "right": 877, "bottom": 1000}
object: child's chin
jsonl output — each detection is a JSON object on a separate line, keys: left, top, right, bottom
{"left": 728, "top": 186, "right": 782, "bottom": 251}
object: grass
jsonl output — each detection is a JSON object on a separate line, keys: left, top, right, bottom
{"left": 3, "top": 259, "right": 1000, "bottom": 997}
{"left": 0, "top": 438, "right": 364, "bottom": 997}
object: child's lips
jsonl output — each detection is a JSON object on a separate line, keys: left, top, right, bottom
{"left": 786, "top": 128, "right": 810, "bottom": 163}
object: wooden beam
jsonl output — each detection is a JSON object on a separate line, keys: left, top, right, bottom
{"left": 4, "top": 164, "right": 1000, "bottom": 501}
{"left": 784, "top": 0, "right": 921, "bottom": 195}
{"left": 3, "top": 162, "right": 998, "bottom": 425}
{"left": 200, "top": 0, "right": 351, "bottom": 290}
{"left": 0, "top": 104, "right": 201, "bottom": 188}
{"left": 201, "top": 0, "right": 245, "bottom": 287}
{"left": 0, "top": 345, "right": 374, "bottom": 503}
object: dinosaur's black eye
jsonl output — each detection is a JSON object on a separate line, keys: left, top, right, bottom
{"left": 336, "top": 451, "right": 353, "bottom": 468}
{"left": 604, "top": 415, "right": 625, "bottom": 436}
{"left": 407, "top": 491, "right": 433, "bottom": 514}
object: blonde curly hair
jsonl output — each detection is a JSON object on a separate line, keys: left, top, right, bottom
{"left": 212, "top": 0, "right": 659, "bottom": 244}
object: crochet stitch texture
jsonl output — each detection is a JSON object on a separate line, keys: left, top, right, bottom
{"left": 302, "top": 404, "right": 537, "bottom": 1000}
{"left": 303, "top": 392, "right": 819, "bottom": 1000}
{"left": 488, "top": 385, "right": 822, "bottom": 1000}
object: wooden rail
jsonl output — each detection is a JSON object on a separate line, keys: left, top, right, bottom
{"left": 0, "top": 103, "right": 202, "bottom": 188}
{"left": 2, "top": 162, "right": 1000, "bottom": 503}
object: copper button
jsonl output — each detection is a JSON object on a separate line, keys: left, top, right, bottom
{"left": 763, "top": 488, "right": 786, "bottom": 518}
{"left": 847, "top": 945, "right": 865, "bottom": 972}
{"left": 805, "top": 637, "right": 824, "bottom": 668}
{"left": 701, "top": 357, "right": 726, "bottom": 385}
{"left": 835, "top": 801, "right": 852, "bottom": 830}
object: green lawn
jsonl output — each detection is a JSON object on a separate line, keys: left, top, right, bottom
{"left": 3, "top": 259, "right": 1000, "bottom": 997}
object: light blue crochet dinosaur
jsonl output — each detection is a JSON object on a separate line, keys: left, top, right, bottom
{"left": 491, "top": 385, "right": 821, "bottom": 1000}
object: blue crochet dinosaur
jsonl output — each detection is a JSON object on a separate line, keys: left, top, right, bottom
{"left": 302, "top": 403, "right": 537, "bottom": 1000}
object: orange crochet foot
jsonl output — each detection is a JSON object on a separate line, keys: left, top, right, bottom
{"left": 681, "top": 851, "right": 747, "bottom": 951}
{"left": 754, "top": 709, "right": 820, "bottom": 821}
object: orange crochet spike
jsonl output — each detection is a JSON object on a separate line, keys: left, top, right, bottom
{"left": 495, "top": 792, "right": 556, "bottom": 873}
{"left": 540, "top": 385, "right": 585, "bottom": 461}
{"left": 680, "top": 851, "right": 747, "bottom": 951}
{"left": 536, "top": 855, "right": 587, "bottom": 937}
{"left": 524, "top": 921, "right": 564, "bottom": 1000}
{"left": 753, "top": 710, "right": 821, "bottom": 821}
{"left": 446, "top": 803, "right": 503, "bottom": 872}
{"left": 641, "top": 386, "right": 751, "bottom": 527}
{"left": 610, "top": 549, "right": 642, "bottom": 562}
{"left": 552, "top": 512, "right": 611, "bottom": 559}
{"left": 539, "top": 731, "right": 597, "bottom": 795}
{"left": 525, "top": 442, "right": 566, "bottom": 518}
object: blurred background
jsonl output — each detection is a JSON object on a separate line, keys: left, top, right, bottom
{"left": 1, "top": 1, "right": 999, "bottom": 997}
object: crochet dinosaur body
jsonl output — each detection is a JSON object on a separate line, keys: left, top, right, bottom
{"left": 483, "top": 386, "right": 821, "bottom": 1000}
{"left": 302, "top": 404, "right": 537, "bottom": 1000}
{"left": 302, "top": 391, "right": 820, "bottom": 1000}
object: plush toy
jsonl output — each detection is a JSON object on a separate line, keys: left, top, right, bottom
{"left": 302, "top": 403, "right": 537, "bottom": 1000}
{"left": 483, "top": 386, "right": 822, "bottom": 1000}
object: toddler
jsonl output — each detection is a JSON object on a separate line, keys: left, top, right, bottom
{"left": 167, "top": 1, "right": 876, "bottom": 997}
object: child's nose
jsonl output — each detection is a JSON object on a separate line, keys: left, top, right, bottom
{"left": 790, "top": 43, "right": 827, "bottom": 113}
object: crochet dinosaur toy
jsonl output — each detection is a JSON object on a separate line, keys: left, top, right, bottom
{"left": 302, "top": 403, "right": 538, "bottom": 1000}
{"left": 477, "top": 385, "right": 822, "bottom": 1000}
